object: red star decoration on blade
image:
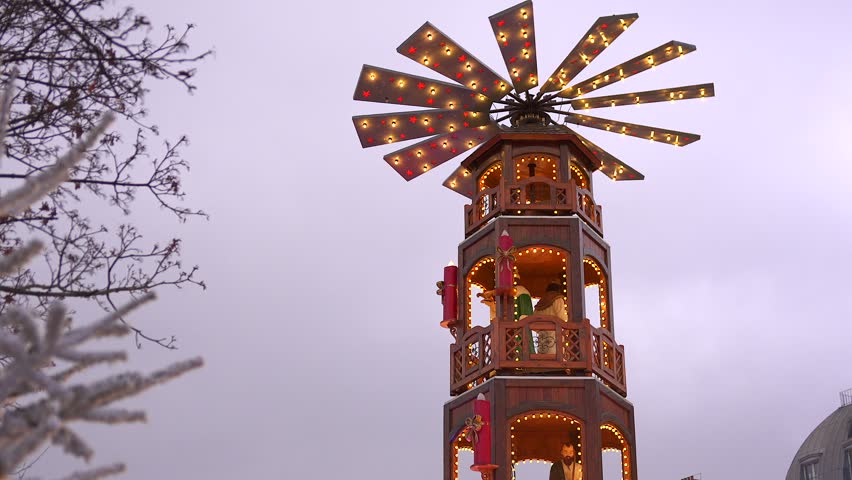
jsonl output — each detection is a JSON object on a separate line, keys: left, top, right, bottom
{"left": 400, "top": 134, "right": 407, "bottom": 139}
{"left": 601, "top": 23, "right": 609, "bottom": 29}
{"left": 463, "top": 122, "right": 470, "bottom": 127}
{"left": 380, "top": 120, "right": 387, "bottom": 125}
{"left": 497, "top": 20, "right": 505, "bottom": 27}
{"left": 417, "top": 82, "right": 426, "bottom": 89}
{"left": 409, "top": 116, "right": 417, "bottom": 123}
{"left": 524, "top": 41, "right": 532, "bottom": 48}
{"left": 509, "top": 57, "right": 517, "bottom": 63}
{"left": 427, "top": 127, "right": 435, "bottom": 133}
{"left": 367, "top": 137, "right": 374, "bottom": 143}
{"left": 437, "top": 114, "right": 444, "bottom": 119}
{"left": 458, "top": 54, "right": 467, "bottom": 62}
{"left": 463, "top": 112, "right": 469, "bottom": 117}
{"left": 456, "top": 72, "right": 464, "bottom": 79}
{"left": 408, "top": 46, "right": 417, "bottom": 54}
{"left": 427, "top": 98, "right": 434, "bottom": 105}
{"left": 451, "top": 148, "right": 458, "bottom": 154}
{"left": 397, "top": 96, "right": 404, "bottom": 102}
{"left": 362, "top": 90, "right": 371, "bottom": 97}
{"left": 406, "top": 170, "right": 414, "bottom": 176}
{"left": 430, "top": 143, "right": 438, "bottom": 149}
{"left": 433, "top": 62, "right": 440, "bottom": 67}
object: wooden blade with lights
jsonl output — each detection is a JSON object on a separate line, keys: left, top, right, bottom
{"left": 569, "top": 129, "right": 644, "bottom": 181}
{"left": 570, "top": 83, "right": 714, "bottom": 110}
{"left": 565, "top": 113, "right": 700, "bottom": 146}
{"left": 540, "top": 13, "right": 638, "bottom": 94}
{"left": 442, "top": 164, "right": 477, "bottom": 198}
{"left": 558, "top": 41, "right": 696, "bottom": 99}
{"left": 353, "top": 65, "right": 491, "bottom": 110}
{"left": 383, "top": 124, "right": 499, "bottom": 181}
{"left": 352, "top": 109, "right": 491, "bottom": 148}
{"left": 397, "top": 22, "right": 511, "bottom": 101}
{"left": 489, "top": 0, "right": 539, "bottom": 92}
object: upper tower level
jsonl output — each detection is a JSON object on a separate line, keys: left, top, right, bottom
{"left": 443, "top": 123, "right": 616, "bottom": 238}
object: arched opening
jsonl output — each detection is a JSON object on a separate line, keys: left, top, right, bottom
{"left": 514, "top": 155, "right": 559, "bottom": 182}
{"left": 479, "top": 162, "right": 502, "bottom": 191}
{"left": 583, "top": 258, "right": 609, "bottom": 330}
{"left": 467, "top": 257, "right": 496, "bottom": 329}
{"left": 601, "top": 424, "right": 632, "bottom": 480}
{"left": 569, "top": 163, "right": 589, "bottom": 190}
{"left": 514, "top": 246, "right": 570, "bottom": 354}
{"left": 509, "top": 412, "right": 583, "bottom": 480}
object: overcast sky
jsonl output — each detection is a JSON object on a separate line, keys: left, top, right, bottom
{"left": 33, "top": 0, "right": 852, "bottom": 479}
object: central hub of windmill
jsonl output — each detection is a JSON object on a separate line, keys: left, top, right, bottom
{"left": 500, "top": 90, "right": 562, "bottom": 127}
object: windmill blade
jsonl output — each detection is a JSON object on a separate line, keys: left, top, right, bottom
{"left": 354, "top": 65, "right": 492, "bottom": 110}
{"left": 568, "top": 128, "right": 644, "bottom": 181}
{"left": 442, "top": 165, "right": 477, "bottom": 198}
{"left": 397, "top": 22, "right": 512, "bottom": 101}
{"left": 564, "top": 113, "right": 700, "bottom": 146}
{"left": 569, "top": 83, "right": 714, "bottom": 110}
{"left": 558, "top": 41, "right": 697, "bottom": 99}
{"left": 489, "top": 0, "right": 539, "bottom": 93}
{"left": 383, "top": 124, "right": 499, "bottom": 181}
{"left": 352, "top": 109, "right": 492, "bottom": 148}
{"left": 540, "top": 13, "right": 639, "bottom": 94}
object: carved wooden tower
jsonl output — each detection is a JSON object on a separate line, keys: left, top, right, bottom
{"left": 441, "top": 123, "right": 638, "bottom": 480}
{"left": 351, "top": 3, "right": 714, "bottom": 480}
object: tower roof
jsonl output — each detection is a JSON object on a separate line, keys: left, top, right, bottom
{"left": 785, "top": 394, "right": 852, "bottom": 480}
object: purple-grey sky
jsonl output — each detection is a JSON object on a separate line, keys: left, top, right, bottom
{"left": 35, "top": 0, "right": 852, "bottom": 479}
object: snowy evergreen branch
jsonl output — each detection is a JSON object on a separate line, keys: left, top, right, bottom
{"left": 0, "top": 75, "right": 203, "bottom": 479}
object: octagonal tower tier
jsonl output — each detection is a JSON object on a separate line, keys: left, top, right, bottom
{"left": 445, "top": 125, "right": 607, "bottom": 239}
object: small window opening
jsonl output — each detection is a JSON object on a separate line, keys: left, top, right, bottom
{"left": 801, "top": 462, "right": 817, "bottom": 480}
{"left": 843, "top": 448, "right": 851, "bottom": 480}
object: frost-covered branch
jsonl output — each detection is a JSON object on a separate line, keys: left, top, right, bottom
{"left": 0, "top": 75, "right": 203, "bottom": 479}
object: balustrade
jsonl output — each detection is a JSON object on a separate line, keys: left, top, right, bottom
{"left": 450, "top": 312, "right": 626, "bottom": 395}
{"left": 464, "top": 179, "right": 603, "bottom": 235}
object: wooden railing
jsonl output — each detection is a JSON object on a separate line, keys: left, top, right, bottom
{"left": 450, "top": 314, "right": 626, "bottom": 396}
{"left": 464, "top": 179, "right": 603, "bottom": 235}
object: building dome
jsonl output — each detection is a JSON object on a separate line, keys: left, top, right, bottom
{"left": 785, "top": 390, "right": 852, "bottom": 480}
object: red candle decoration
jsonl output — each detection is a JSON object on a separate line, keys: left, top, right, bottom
{"left": 472, "top": 393, "right": 492, "bottom": 465}
{"left": 495, "top": 230, "right": 515, "bottom": 294}
{"left": 441, "top": 261, "right": 458, "bottom": 327}
{"left": 470, "top": 393, "right": 498, "bottom": 478}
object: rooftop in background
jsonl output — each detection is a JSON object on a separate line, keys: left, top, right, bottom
{"left": 841, "top": 388, "right": 852, "bottom": 407}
